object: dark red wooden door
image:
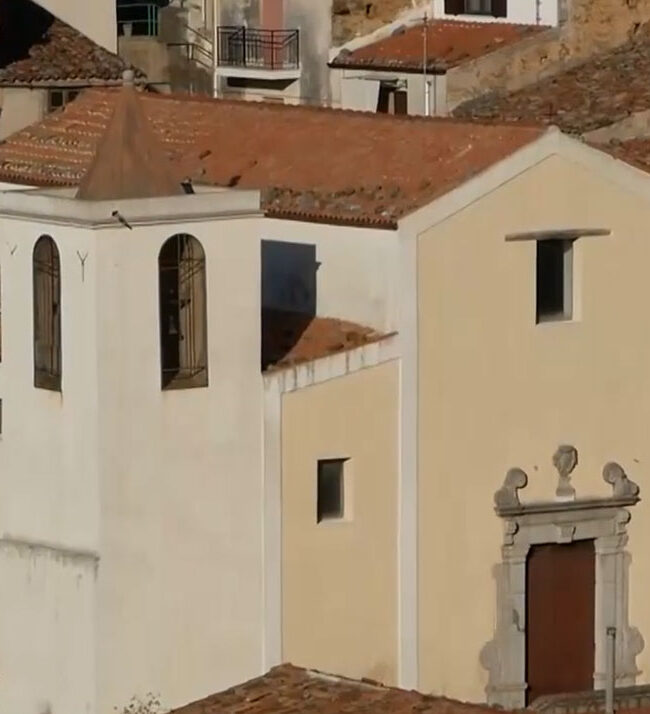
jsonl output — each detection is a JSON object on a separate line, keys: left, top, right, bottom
{"left": 526, "top": 540, "right": 595, "bottom": 705}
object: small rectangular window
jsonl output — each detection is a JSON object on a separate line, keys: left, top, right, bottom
{"left": 445, "top": 0, "right": 506, "bottom": 16}
{"left": 536, "top": 239, "right": 573, "bottom": 323}
{"left": 317, "top": 458, "right": 347, "bottom": 523}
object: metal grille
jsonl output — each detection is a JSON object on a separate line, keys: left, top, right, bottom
{"left": 33, "top": 235, "right": 61, "bottom": 391}
{"left": 159, "top": 234, "right": 208, "bottom": 390}
{"left": 217, "top": 27, "right": 300, "bottom": 70}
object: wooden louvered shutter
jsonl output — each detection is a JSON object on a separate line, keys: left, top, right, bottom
{"left": 444, "top": 0, "right": 465, "bottom": 14}
{"left": 492, "top": 0, "right": 507, "bottom": 17}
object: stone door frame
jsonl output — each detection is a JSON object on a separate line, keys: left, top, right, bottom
{"left": 480, "top": 454, "right": 643, "bottom": 709}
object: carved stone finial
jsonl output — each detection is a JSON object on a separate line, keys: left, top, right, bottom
{"left": 603, "top": 462, "right": 640, "bottom": 499}
{"left": 553, "top": 445, "right": 578, "bottom": 501}
{"left": 495, "top": 468, "right": 528, "bottom": 511}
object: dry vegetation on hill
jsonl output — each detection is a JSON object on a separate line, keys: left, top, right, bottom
{"left": 333, "top": 0, "right": 426, "bottom": 45}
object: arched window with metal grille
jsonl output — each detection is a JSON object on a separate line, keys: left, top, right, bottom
{"left": 158, "top": 234, "right": 208, "bottom": 389}
{"left": 33, "top": 235, "right": 62, "bottom": 391}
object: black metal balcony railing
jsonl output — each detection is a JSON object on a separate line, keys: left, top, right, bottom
{"left": 217, "top": 27, "right": 300, "bottom": 71}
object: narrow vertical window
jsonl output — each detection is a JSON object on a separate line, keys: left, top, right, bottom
{"left": 33, "top": 235, "right": 61, "bottom": 390}
{"left": 159, "top": 234, "right": 208, "bottom": 389}
{"left": 317, "top": 458, "right": 347, "bottom": 523}
{"left": 536, "top": 239, "right": 573, "bottom": 323}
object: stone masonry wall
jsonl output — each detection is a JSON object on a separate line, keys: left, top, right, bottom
{"left": 447, "top": 0, "right": 650, "bottom": 110}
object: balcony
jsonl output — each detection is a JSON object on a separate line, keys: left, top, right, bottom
{"left": 216, "top": 26, "right": 300, "bottom": 80}
{"left": 117, "top": 2, "right": 161, "bottom": 37}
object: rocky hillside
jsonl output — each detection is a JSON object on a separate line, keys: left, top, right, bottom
{"left": 333, "top": 0, "right": 425, "bottom": 46}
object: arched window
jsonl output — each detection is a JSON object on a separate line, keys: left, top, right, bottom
{"left": 158, "top": 234, "right": 208, "bottom": 389}
{"left": 33, "top": 235, "right": 61, "bottom": 390}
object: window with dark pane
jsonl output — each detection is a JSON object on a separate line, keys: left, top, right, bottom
{"left": 536, "top": 239, "right": 573, "bottom": 323}
{"left": 158, "top": 234, "right": 208, "bottom": 389}
{"left": 445, "top": 0, "right": 506, "bottom": 16}
{"left": 33, "top": 235, "right": 62, "bottom": 391}
{"left": 317, "top": 458, "right": 346, "bottom": 522}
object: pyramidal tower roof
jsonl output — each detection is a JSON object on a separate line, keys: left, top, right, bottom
{"left": 76, "top": 71, "right": 184, "bottom": 201}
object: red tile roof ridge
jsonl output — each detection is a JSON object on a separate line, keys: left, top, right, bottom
{"left": 88, "top": 86, "right": 547, "bottom": 130}
{"left": 170, "top": 663, "right": 512, "bottom": 714}
{"left": 332, "top": 17, "right": 548, "bottom": 71}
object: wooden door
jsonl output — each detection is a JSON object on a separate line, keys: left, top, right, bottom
{"left": 526, "top": 540, "right": 595, "bottom": 705}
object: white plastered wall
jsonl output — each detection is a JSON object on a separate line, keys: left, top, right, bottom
{"left": 433, "top": 0, "right": 558, "bottom": 26}
{"left": 93, "top": 214, "right": 265, "bottom": 713}
{"left": 33, "top": 0, "right": 117, "bottom": 51}
{"left": 0, "top": 216, "right": 100, "bottom": 714}
{"left": 261, "top": 218, "right": 400, "bottom": 332}
{"left": 0, "top": 187, "right": 267, "bottom": 714}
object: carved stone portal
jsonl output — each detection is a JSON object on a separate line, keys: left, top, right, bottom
{"left": 483, "top": 448, "right": 643, "bottom": 709}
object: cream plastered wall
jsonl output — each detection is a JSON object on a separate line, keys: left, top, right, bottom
{"left": 0, "top": 217, "right": 99, "bottom": 714}
{"left": 417, "top": 153, "right": 650, "bottom": 700}
{"left": 94, "top": 215, "right": 265, "bottom": 713}
{"left": 35, "top": 0, "right": 117, "bottom": 51}
{"left": 281, "top": 360, "right": 400, "bottom": 685}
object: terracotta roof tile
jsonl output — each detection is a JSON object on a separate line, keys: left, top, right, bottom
{"left": 0, "top": 15, "right": 143, "bottom": 86}
{"left": 170, "top": 664, "right": 506, "bottom": 714}
{"left": 453, "top": 29, "right": 650, "bottom": 135}
{"left": 262, "top": 310, "right": 387, "bottom": 371}
{"left": 0, "top": 88, "right": 546, "bottom": 226}
{"left": 77, "top": 82, "right": 184, "bottom": 200}
{"left": 331, "top": 20, "right": 545, "bottom": 72}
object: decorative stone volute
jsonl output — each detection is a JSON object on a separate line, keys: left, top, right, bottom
{"left": 494, "top": 468, "right": 528, "bottom": 510}
{"left": 603, "top": 461, "right": 640, "bottom": 499}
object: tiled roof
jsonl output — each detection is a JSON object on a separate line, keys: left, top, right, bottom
{"left": 77, "top": 78, "right": 183, "bottom": 200}
{"left": 170, "top": 664, "right": 503, "bottom": 714}
{"left": 453, "top": 31, "right": 650, "bottom": 135}
{"left": 594, "top": 138, "right": 650, "bottom": 175}
{"left": 262, "top": 310, "right": 387, "bottom": 371}
{"left": 331, "top": 20, "right": 545, "bottom": 72}
{"left": 0, "top": 15, "right": 142, "bottom": 86}
{"left": 0, "top": 88, "right": 545, "bottom": 227}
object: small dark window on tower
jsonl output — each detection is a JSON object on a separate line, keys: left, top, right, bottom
{"left": 317, "top": 458, "right": 347, "bottom": 522}
{"left": 159, "top": 233, "right": 208, "bottom": 389}
{"left": 33, "top": 235, "right": 62, "bottom": 390}
{"left": 536, "top": 239, "right": 573, "bottom": 323}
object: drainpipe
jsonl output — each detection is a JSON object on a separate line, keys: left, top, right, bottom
{"left": 605, "top": 627, "right": 616, "bottom": 714}
{"left": 212, "top": 0, "right": 218, "bottom": 98}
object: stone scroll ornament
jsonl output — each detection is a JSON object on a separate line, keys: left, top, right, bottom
{"left": 493, "top": 468, "right": 528, "bottom": 510}
{"left": 603, "top": 461, "right": 640, "bottom": 499}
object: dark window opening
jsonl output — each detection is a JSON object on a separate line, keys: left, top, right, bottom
{"left": 48, "top": 89, "right": 80, "bottom": 114}
{"left": 377, "top": 83, "right": 408, "bottom": 115}
{"left": 536, "top": 239, "right": 573, "bottom": 323}
{"left": 158, "top": 234, "right": 208, "bottom": 390}
{"left": 444, "top": 0, "right": 507, "bottom": 17}
{"left": 317, "top": 458, "right": 347, "bottom": 523}
{"left": 33, "top": 235, "right": 61, "bottom": 391}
